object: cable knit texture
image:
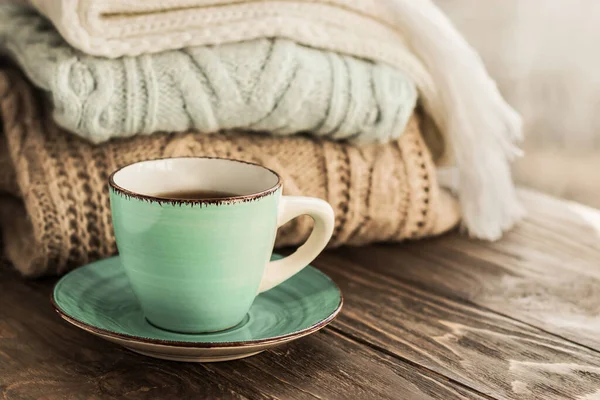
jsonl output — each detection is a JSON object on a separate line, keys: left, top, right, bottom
{"left": 0, "top": 5, "right": 417, "bottom": 144}
{"left": 0, "top": 69, "right": 459, "bottom": 277}
{"left": 22, "top": 0, "right": 525, "bottom": 240}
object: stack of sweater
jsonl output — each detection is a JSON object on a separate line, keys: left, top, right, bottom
{"left": 0, "top": 1, "right": 522, "bottom": 277}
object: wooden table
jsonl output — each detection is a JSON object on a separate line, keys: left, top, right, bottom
{"left": 2, "top": 189, "right": 600, "bottom": 400}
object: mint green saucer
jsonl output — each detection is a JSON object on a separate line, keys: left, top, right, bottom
{"left": 52, "top": 256, "right": 342, "bottom": 362}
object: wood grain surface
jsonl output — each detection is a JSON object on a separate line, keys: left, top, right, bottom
{"left": 0, "top": 268, "right": 481, "bottom": 400}
{"left": 2, "top": 189, "right": 600, "bottom": 399}
{"left": 337, "top": 191, "right": 600, "bottom": 350}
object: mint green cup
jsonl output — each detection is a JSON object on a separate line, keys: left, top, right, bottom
{"left": 109, "top": 157, "right": 335, "bottom": 333}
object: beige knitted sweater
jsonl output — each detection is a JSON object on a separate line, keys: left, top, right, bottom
{"left": 0, "top": 69, "right": 459, "bottom": 277}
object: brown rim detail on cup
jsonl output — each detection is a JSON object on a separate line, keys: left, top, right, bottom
{"left": 50, "top": 291, "right": 343, "bottom": 349}
{"left": 108, "top": 157, "right": 283, "bottom": 206}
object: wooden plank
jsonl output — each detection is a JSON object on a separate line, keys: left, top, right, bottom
{"left": 334, "top": 189, "right": 600, "bottom": 351}
{"left": 4, "top": 188, "right": 598, "bottom": 399}
{"left": 314, "top": 251, "right": 600, "bottom": 400}
{"left": 0, "top": 268, "right": 484, "bottom": 400}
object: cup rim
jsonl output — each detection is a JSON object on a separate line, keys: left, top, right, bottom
{"left": 108, "top": 156, "right": 282, "bottom": 205}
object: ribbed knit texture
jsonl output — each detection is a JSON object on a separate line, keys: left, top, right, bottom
{"left": 0, "top": 5, "right": 417, "bottom": 144}
{"left": 0, "top": 69, "right": 459, "bottom": 277}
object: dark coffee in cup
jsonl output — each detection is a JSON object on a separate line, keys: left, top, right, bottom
{"left": 156, "top": 190, "right": 238, "bottom": 200}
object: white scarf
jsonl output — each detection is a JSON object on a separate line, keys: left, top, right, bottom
{"left": 388, "top": 0, "right": 524, "bottom": 239}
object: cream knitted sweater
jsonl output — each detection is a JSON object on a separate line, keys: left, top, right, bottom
{"left": 25, "top": 0, "right": 525, "bottom": 240}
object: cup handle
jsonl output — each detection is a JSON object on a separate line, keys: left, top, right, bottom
{"left": 258, "top": 196, "right": 335, "bottom": 293}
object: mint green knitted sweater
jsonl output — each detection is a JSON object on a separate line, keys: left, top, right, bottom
{"left": 0, "top": 5, "right": 417, "bottom": 144}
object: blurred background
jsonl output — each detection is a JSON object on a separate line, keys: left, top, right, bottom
{"left": 437, "top": 0, "right": 600, "bottom": 208}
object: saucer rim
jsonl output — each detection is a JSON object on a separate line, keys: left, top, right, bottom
{"left": 51, "top": 259, "right": 343, "bottom": 349}
{"left": 52, "top": 303, "right": 342, "bottom": 349}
